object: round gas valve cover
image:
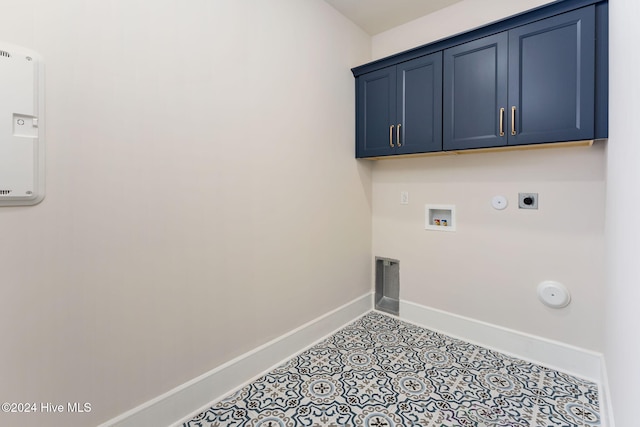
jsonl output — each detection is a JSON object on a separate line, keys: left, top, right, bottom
{"left": 537, "top": 280, "right": 571, "bottom": 308}
{"left": 492, "top": 195, "right": 508, "bottom": 210}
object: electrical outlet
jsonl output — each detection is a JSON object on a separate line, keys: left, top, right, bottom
{"left": 400, "top": 191, "right": 409, "bottom": 205}
{"left": 518, "top": 193, "right": 538, "bottom": 209}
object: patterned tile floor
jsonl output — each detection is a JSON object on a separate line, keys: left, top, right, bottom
{"left": 182, "top": 311, "right": 600, "bottom": 427}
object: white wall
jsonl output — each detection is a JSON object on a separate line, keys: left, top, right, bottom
{"left": 605, "top": 0, "right": 640, "bottom": 425}
{"left": 372, "top": 0, "right": 553, "bottom": 59}
{"left": 373, "top": 146, "right": 605, "bottom": 350}
{"left": 0, "top": 1, "right": 372, "bottom": 426}
{"left": 370, "top": 0, "right": 606, "bottom": 352}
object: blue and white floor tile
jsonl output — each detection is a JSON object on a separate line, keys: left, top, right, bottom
{"left": 183, "top": 311, "right": 600, "bottom": 427}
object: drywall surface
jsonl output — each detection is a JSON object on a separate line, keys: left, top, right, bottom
{"left": 605, "top": 0, "right": 640, "bottom": 425}
{"left": 371, "top": 146, "right": 605, "bottom": 351}
{"left": 371, "top": 0, "right": 554, "bottom": 60}
{"left": 0, "top": 1, "right": 372, "bottom": 425}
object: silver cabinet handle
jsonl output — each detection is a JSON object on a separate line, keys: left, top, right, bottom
{"left": 389, "top": 125, "right": 395, "bottom": 147}
{"left": 499, "top": 108, "right": 505, "bottom": 137}
{"left": 397, "top": 124, "right": 401, "bottom": 147}
{"left": 511, "top": 106, "right": 517, "bottom": 136}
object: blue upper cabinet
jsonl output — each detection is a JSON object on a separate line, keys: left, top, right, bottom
{"left": 356, "top": 66, "right": 397, "bottom": 158}
{"left": 443, "top": 6, "right": 596, "bottom": 150}
{"left": 356, "top": 52, "right": 442, "bottom": 158}
{"left": 443, "top": 33, "right": 509, "bottom": 150}
{"left": 353, "top": 0, "right": 608, "bottom": 158}
{"left": 396, "top": 54, "right": 443, "bottom": 155}
{"left": 509, "top": 7, "right": 595, "bottom": 146}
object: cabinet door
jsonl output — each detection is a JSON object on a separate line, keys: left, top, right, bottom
{"left": 443, "top": 33, "right": 508, "bottom": 150}
{"left": 396, "top": 52, "right": 443, "bottom": 155}
{"left": 356, "top": 66, "right": 397, "bottom": 158}
{"left": 508, "top": 6, "right": 595, "bottom": 145}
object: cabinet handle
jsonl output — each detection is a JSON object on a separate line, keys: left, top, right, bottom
{"left": 511, "top": 106, "right": 517, "bottom": 136}
{"left": 499, "top": 108, "right": 505, "bottom": 137}
{"left": 397, "top": 123, "right": 401, "bottom": 147}
{"left": 389, "top": 125, "right": 395, "bottom": 148}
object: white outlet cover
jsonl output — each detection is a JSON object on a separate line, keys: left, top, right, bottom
{"left": 400, "top": 191, "right": 409, "bottom": 205}
{"left": 492, "top": 195, "right": 508, "bottom": 210}
{"left": 537, "top": 280, "right": 571, "bottom": 308}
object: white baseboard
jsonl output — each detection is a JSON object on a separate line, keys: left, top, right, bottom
{"left": 98, "top": 295, "right": 611, "bottom": 426}
{"left": 98, "top": 292, "right": 373, "bottom": 427}
{"left": 399, "top": 299, "right": 603, "bottom": 383}
{"left": 599, "top": 356, "right": 615, "bottom": 427}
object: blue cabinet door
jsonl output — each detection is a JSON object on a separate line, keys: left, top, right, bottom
{"left": 356, "top": 66, "right": 396, "bottom": 158}
{"left": 443, "top": 33, "right": 509, "bottom": 150}
{"left": 356, "top": 53, "right": 443, "bottom": 158}
{"left": 444, "top": 6, "right": 596, "bottom": 151}
{"left": 508, "top": 6, "right": 595, "bottom": 145}
{"left": 396, "top": 52, "right": 443, "bottom": 155}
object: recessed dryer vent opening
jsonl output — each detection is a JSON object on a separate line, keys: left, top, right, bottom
{"left": 375, "top": 257, "right": 399, "bottom": 316}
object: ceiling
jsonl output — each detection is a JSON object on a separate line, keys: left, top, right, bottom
{"left": 324, "top": 0, "right": 463, "bottom": 35}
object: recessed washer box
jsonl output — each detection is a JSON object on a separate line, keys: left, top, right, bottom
{"left": 0, "top": 43, "right": 45, "bottom": 206}
{"left": 425, "top": 204, "right": 456, "bottom": 231}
